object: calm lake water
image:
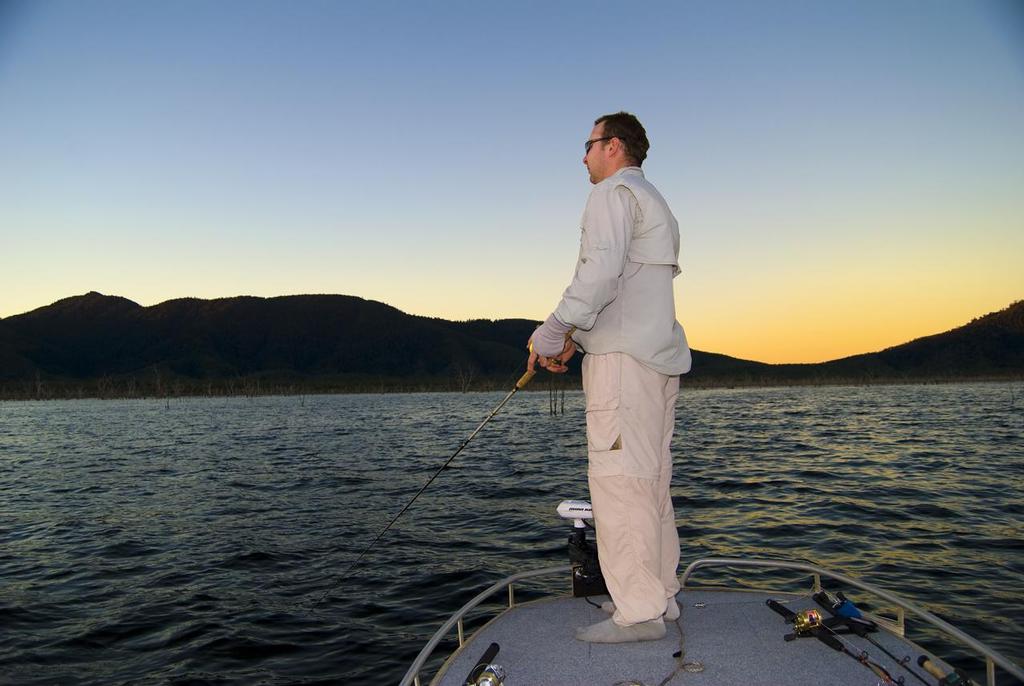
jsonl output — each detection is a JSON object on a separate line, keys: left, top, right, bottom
{"left": 1, "top": 382, "right": 1022, "bottom": 684}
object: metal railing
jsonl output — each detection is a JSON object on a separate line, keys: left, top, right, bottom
{"left": 682, "top": 557, "right": 1024, "bottom": 686}
{"left": 400, "top": 557, "right": 1024, "bottom": 686}
{"left": 398, "top": 565, "right": 568, "bottom": 686}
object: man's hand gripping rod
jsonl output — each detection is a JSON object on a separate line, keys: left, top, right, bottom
{"left": 312, "top": 367, "right": 537, "bottom": 607}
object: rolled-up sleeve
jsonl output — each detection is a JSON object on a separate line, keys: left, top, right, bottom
{"left": 554, "top": 184, "right": 637, "bottom": 331}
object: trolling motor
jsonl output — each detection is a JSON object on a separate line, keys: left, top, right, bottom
{"left": 557, "top": 500, "right": 608, "bottom": 598}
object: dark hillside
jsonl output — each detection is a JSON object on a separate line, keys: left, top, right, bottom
{"left": 1, "top": 293, "right": 1020, "bottom": 398}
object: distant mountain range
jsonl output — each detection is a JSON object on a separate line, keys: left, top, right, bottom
{"left": 0, "top": 292, "right": 1021, "bottom": 398}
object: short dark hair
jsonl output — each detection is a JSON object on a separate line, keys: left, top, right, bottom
{"left": 595, "top": 111, "right": 650, "bottom": 166}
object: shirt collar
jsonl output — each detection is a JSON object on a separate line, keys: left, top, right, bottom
{"left": 612, "top": 166, "right": 644, "bottom": 179}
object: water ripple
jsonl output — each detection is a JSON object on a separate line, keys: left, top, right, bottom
{"left": 0, "top": 382, "right": 1022, "bottom": 683}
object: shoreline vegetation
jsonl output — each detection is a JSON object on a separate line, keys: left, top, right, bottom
{"left": 2, "top": 293, "right": 1022, "bottom": 401}
{"left": 3, "top": 372, "right": 1021, "bottom": 401}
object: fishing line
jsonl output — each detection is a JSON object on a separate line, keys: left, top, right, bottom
{"left": 310, "top": 367, "right": 537, "bottom": 608}
{"left": 770, "top": 598, "right": 901, "bottom": 686}
{"left": 859, "top": 633, "right": 930, "bottom": 686}
{"left": 812, "top": 591, "right": 930, "bottom": 686}
{"left": 818, "top": 622, "right": 901, "bottom": 686}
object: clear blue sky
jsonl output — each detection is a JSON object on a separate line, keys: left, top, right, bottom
{"left": 2, "top": 0, "right": 1022, "bottom": 362}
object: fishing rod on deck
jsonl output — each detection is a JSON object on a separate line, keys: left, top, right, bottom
{"left": 768, "top": 599, "right": 901, "bottom": 685}
{"left": 813, "top": 590, "right": 932, "bottom": 686}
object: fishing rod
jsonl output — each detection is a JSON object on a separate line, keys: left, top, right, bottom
{"left": 813, "top": 591, "right": 931, "bottom": 686}
{"left": 918, "top": 655, "right": 979, "bottom": 686}
{"left": 311, "top": 366, "right": 539, "bottom": 607}
{"left": 464, "top": 642, "right": 505, "bottom": 686}
{"left": 815, "top": 619, "right": 901, "bottom": 686}
{"left": 845, "top": 624, "right": 928, "bottom": 685}
{"left": 768, "top": 599, "right": 900, "bottom": 685}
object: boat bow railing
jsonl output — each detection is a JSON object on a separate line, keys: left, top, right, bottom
{"left": 399, "top": 565, "right": 568, "bottom": 686}
{"left": 682, "top": 557, "right": 1024, "bottom": 686}
{"left": 401, "top": 557, "right": 1023, "bottom": 686}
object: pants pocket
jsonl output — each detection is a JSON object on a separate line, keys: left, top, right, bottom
{"left": 584, "top": 354, "right": 623, "bottom": 476}
{"left": 587, "top": 410, "right": 624, "bottom": 477}
{"left": 586, "top": 409, "right": 621, "bottom": 452}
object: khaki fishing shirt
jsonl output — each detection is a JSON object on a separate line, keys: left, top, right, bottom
{"left": 553, "top": 167, "right": 691, "bottom": 376}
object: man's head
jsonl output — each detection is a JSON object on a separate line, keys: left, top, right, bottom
{"left": 583, "top": 111, "right": 650, "bottom": 184}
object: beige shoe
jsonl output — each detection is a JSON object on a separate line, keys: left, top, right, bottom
{"left": 575, "top": 617, "right": 666, "bottom": 643}
{"left": 600, "top": 598, "right": 680, "bottom": 621}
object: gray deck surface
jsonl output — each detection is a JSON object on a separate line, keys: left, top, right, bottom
{"left": 432, "top": 588, "right": 948, "bottom": 686}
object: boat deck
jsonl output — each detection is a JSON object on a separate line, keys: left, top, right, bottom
{"left": 432, "top": 588, "right": 947, "bottom": 686}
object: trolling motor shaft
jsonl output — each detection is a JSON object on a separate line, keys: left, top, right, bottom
{"left": 568, "top": 527, "right": 607, "bottom": 598}
{"left": 558, "top": 499, "right": 608, "bottom": 598}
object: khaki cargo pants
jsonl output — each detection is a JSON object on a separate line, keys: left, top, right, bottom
{"left": 583, "top": 352, "right": 681, "bottom": 626}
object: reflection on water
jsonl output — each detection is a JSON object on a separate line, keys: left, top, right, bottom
{"left": 0, "top": 382, "right": 1021, "bottom": 683}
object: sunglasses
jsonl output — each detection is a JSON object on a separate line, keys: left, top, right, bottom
{"left": 584, "top": 136, "right": 616, "bottom": 154}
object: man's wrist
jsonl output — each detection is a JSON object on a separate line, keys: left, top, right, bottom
{"left": 531, "top": 314, "right": 572, "bottom": 357}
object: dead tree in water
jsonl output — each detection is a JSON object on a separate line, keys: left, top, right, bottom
{"left": 453, "top": 360, "right": 478, "bottom": 393}
{"left": 152, "top": 367, "right": 164, "bottom": 398}
{"left": 549, "top": 377, "right": 566, "bottom": 415}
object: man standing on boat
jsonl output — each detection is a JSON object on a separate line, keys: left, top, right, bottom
{"left": 528, "top": 111, "right": 692, "bottom": 643}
